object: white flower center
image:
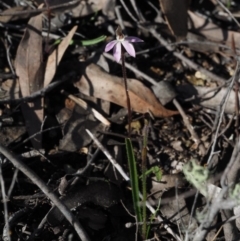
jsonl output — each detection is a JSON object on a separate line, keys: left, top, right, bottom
{"left": 116, "top": 34, "right": 125, "bottom": 41}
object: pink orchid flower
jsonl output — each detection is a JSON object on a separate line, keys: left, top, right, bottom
{"left": 105, "top": 27, "right": 143, "bottom": 62}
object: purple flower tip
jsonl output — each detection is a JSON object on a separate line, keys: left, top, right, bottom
{"left": 105, "top": 31, "right": 143, "bottom": 62}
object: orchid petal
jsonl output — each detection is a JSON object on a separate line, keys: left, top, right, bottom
{"left": 121, "top": 41, "right": 135, "bottom": 57}
{"left": 105, "top": 40, "right": 118, "bottom": 52}
{"left": 113, "top": 42, "right": 122, "bottom": 62}
{"left": 125, "top": 36, "right": 144, "bottom": 43}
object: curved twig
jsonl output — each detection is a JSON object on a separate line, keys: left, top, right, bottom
{"left": 0, "top": 144, "right": 90, "bottom": 241}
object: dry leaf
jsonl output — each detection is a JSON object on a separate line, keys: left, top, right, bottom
{"left": 44, "top": 25, "right": 77, "bottom": 87}
{"left": 159, "top": 0, "right": 188, "bottom": 40}
{"left": 151, "top": 174, "right": 186, "bottom": 199}
{"left": 15, "top": 14, "right": 43, "bottom": 96}
{"left": 71, "top": 0, "right": 107, "bottom": 18}
{"left": 152, "top": 81, "right": 177, "bottom": 105}
{"left": 0, "top": 79, "right": 20, "bottom": 100}
{"left": 74, "top": 64, "right": 178, "bottom": 117}
{"left": 0, "top": 6, "right": 35, "bottom": 23}
{"left": 0, "top": 126, "right": 26, "bottom": 146}
{"left": 15, "top": 13, "right": 43, "bottom": 149}
{"left": 65, "top": 93, "right": 110, "bottom": 126}
{"left": 189, "top": 11, "right": 240, "bottom": 49}
{"left": 197, "top": 86, "right": 238, "bottom": 114}
{"left": 160, "top": 188, "right": 198, "bottom": 233}
{"left": 58, "top": 105, "right": 107, "bottom": 152}
{"left": 177, "top": 84, "right": 238, "bottom": 114}
{"left": 171, "top": 140, "right": 184, "bottom": 152}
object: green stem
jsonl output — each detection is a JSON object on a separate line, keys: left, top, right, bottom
{"left": 121, "top": 42, "right": 144, "bottom": 238}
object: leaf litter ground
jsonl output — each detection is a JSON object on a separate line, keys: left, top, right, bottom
{"left": 0, "top": 0, "right": 240, "bottom": 240}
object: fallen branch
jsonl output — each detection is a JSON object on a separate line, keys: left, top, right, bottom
{"left": 0, "top": 144, "right": 90, "bottom": 241}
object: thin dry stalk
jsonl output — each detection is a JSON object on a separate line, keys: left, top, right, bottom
{"left": 0, "top": 162, "right": 10, "bottom": 241}
{"left": 173, "top": 98, "right": 206, "bottom": 156}
{"left": 207, "top": 63, "right": 239, "bottom": 165}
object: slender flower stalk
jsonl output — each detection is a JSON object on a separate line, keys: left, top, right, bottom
{"left": 105, "top": 26, "right": 143, "bottom": 135}
{"left": 120, "top": 46, "right": 132, "bottom": 135}
{"left": 141, "top": 119, "right": 149, "bottom": 239}
{"left": 105, "top": 26, "right": 145, "bottom": 239}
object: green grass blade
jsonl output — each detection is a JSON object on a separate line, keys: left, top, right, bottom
{"left": 77, "top": 35, "right": 107, "bottom": 46}
{"left": 54, "top": 35, "right": 107, "bottom": 46}
{"left": 125, "top": 138, "right": 142, "bottom": 222}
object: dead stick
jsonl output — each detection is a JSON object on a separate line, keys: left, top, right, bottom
{"left": 173, "top": 98, "right": 206, "bottom": 155}
{"left": 0, "top": 144, "right": 90, "bottom": 241}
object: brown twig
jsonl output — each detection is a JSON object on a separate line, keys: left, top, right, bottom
{"left": 0, "top": 71, "right": 76, "bottom": 104}
{"left": 0, "top": 162, "right": 10, "bottom": 241}
{"left": 0, "top": 144, "right": 90, "bottom": 241}
{"left": 206, "top": 63, "right": 239, "bottom": 165}
{"left": 121, "top": 46, "right": 132, "bottom": 136}
{"left": 173, "top": 98, "right": 206, "bottom": 156}
{"left": 61, "top": 90, "right": 110, "bottom": 126}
